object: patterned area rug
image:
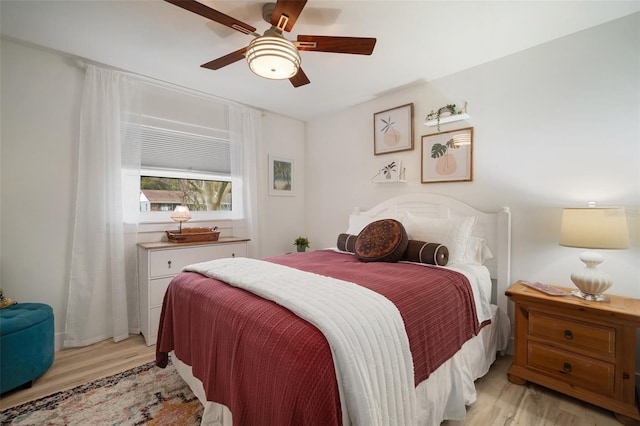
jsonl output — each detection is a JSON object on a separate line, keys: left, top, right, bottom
{"left": 0, "top": 361, "right": 203, "bottom": 425}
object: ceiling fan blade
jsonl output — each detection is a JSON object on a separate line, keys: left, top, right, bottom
{"left": 271, "top": 0, "right": 308, "bottom": 32}
{"left": 201, "top": 47, "right": 248, "bottom": 70}
{"left": 290, "top": 68, "right": 310, "bottom": 87}
{"left": 165, "top": 0, "right": 256, "bottom": 35}
{"left": 296, "top": 35, "right": 376, "bottom": 55}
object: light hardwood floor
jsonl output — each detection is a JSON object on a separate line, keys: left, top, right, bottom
{"left": 444, "top": 356, "right": 627, "bottom": 426}
{"left": 0, "top": 334, "right": 630, "bottom": 424}
{"left": 0, "top": 333, "right": 155, "bottom": 410}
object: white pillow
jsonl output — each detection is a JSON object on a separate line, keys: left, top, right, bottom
{"left": 346, "top": 214, "right": 397, "bottom": 235}
{"left": 402, "top": 213, "right": 476, "bottom": 263}
{"left": 464, "top": 236, "right": 494, "bottom": 265}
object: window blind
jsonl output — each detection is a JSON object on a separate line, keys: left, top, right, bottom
{"left": 140, "top": 125, "right": 231, "bottom": 175}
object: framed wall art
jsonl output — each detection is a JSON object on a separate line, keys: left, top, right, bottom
{"left": 372, "top": 159, "right": 405, "bottom": 182}
{"left": 373, "top": 103, "right": 414, "bottom": 155}
{"left": 421, "top": 127, "right": 473, "bottom": 183}
{"left": 269, "top": 155, "right": 295, "bottom": 196}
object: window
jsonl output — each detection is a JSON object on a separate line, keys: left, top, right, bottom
{"left": 134, "top": 116, "right": 234, "bottom": 222}
{"left": 140, "top": 173, "right": 231, "bottom": 212}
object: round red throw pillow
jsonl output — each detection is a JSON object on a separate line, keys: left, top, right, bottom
{"left": 354, "top": 219, "right": 408, "bottom": 263}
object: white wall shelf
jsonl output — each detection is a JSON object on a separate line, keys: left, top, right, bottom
{"left": 374, "top": 179, "right": 407, "bottom": 183}
{"left": 424, "top": 113, "right": 470, "bottom": 127}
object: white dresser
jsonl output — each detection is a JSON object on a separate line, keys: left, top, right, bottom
{"left": 137, "top": 237, "right": 249, "bottom": 346}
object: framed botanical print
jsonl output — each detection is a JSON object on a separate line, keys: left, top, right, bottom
{"left": 373, "top": 103, "right": 414, "bottom": 155}
{"left": 421, "top": 127, "right": 473, "bottom": 183}
{"left": 372, "top": 159, "right": 404, "bottom": 182}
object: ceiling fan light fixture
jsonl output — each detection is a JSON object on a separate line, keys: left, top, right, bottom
{"left": 246, "top": 36, "right": 301, "bottom": 80}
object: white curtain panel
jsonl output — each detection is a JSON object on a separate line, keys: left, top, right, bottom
{"left": 64, "top": 65, "right": 140, "bottom": 347}
{"left": 230, "top": 106, "right": 261, "bottom": 258}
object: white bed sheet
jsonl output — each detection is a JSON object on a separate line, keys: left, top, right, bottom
{"left": 444, "top": 262, "right": 493, "bottom": 324}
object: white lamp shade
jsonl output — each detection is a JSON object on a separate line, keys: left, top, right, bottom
{"left": 171, "top": 206, "right": 191, "bottom": 223}
{"left": 559, "top": 206, "right": 630, "bottom": 300}
{"left": 246, "top": 36, "right": 301, "bottom": 80}
{"left": 560, "top": 207, "right": 630, "bottom": 249}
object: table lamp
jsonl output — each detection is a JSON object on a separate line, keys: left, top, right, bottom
{"left": 559, "top": 206, "right": 630, "bottom": 301}
{"left": 171, "top": 206, "right": 191, "bottom": 233}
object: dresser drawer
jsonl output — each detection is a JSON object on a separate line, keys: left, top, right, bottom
{"left": 528, "top": 311, "right": 615, "bottom": 357}
{"left": 139, "top": 239, "right": 249, "bottom": 347}
{"left": 527, "top": 342, "right": 615, "bottom": 396}
{"left": 149, "top": 277, "right": 172, "bottom": 307}
{"left": 149, "top": 243, "right": 246, "bottom": 278}
{"left": 149, "top": 306, "right": 162, "bottom": 340}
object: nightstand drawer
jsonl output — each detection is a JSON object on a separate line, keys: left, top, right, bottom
{"left": 528, "top": 342, "right": 615, "bottom": 396}
{"left": 529, "top": 311, "right": 615, "bottom": 357}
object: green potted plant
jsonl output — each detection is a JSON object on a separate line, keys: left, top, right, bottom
{"left": 425, "top": 102, "right": 468, "bottom": 131}
{"left": 294, "top": 236, "right": 310, "bottom": 252}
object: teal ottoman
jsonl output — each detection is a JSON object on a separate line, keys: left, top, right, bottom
{"left": 0, "top": 303, "right": 54, "bottom": 394}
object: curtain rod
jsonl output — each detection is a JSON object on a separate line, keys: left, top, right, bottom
{"left": 75, "top": 58, "right": 258, "bottom": 111}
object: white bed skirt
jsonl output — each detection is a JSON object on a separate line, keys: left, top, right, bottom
{"left": 170, "top": 304, "right": 509, "bottom": 426}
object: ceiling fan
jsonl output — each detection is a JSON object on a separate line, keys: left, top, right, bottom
{"left": 165, "top": 0, "right": 377, "bottom": 87}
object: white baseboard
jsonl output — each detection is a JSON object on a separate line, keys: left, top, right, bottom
{"left": 54, "top": 332, "right": 64, "bottom": 352}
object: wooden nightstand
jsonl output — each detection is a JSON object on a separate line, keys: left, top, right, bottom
{"left": 506, "top": 281, "right": 640, "bottom": 424}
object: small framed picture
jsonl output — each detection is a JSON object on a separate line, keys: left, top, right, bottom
{"left": 373, "top": 103, "right": 414, "bottom": 155}
{"left": 421, "top": 127, "right": 473, "bottom": 183}
{"left": 269, "top": 155, "right": 295, "bottom": 196}
{"left": 372, "top": 159, "right": 404, "bottom": 182}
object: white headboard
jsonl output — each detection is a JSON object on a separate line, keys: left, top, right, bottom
{"left": 352, "top": 193, "right": 511, "bottom": 315}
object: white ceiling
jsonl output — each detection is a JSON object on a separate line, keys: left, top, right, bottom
{"left": 2, "top": 1, "right": 639, "bottom": 121}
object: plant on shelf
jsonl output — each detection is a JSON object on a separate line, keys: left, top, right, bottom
{"left": 294, "top": 236, "right": 310, "bottom": 252}
{"left": 425, "top": 103, "right": 466, "bottom": 131}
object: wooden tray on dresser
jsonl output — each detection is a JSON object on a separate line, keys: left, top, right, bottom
{"left": 166, "top": 227, "right": 220, "bottom": 243}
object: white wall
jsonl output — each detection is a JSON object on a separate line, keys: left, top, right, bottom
{"left": 305, "top": 13, "right": 640, "bottom": 382}
{"left": 0, "top": 37, "right": 306, "bottom": 348}
{"left": 259, "top": 113, "right": 307, "bottom": 257}
{"left": 1, "top": 38, "right": 83, "bottom": 342}
{"left": 1, "top": 13, "right": 638, "bottom": 378}
{"left": 306, "top": 13, "right": 639, "bottom": 300}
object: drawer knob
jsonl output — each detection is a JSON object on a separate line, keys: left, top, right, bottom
{"left": 168, "top": 260, "right": 172, "bottom": 269}
{"left": 564, "top": 329, "right": 573, "bottom": 340}
{"left": 563, "top": 362, "right": 572, "bottom": 373}
{"left": 232, "top": 253, "right": 235, "bottom": 258}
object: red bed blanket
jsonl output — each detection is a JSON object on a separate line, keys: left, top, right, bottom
{"left": 156, "top": 250, "right": 482, "bottom": 426}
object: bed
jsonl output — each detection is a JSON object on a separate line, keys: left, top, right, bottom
{"left": 156, "top": 193, "right": 512, "bottom": 426}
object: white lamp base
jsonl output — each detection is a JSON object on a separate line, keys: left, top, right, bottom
{"left": 570, "top": 289, "right": 610, "bottom": 302}
{"left": 570, "top": 251, "right": 613, "bottom": 302}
